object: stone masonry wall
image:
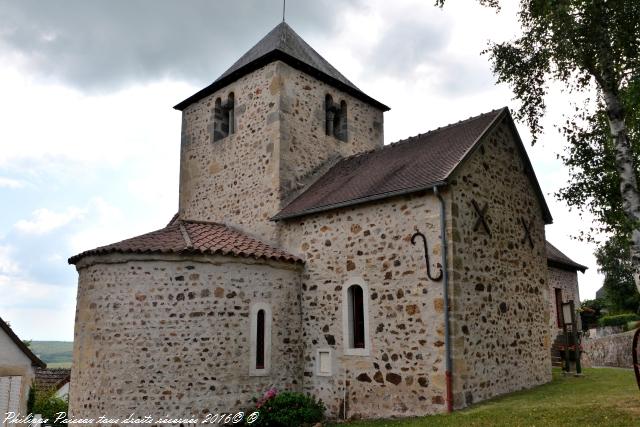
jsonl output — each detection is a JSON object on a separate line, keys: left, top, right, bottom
{"left": 582, "top": 329, "right": 637, "bottom": 368}
{"left": 69, "top": 254, "right": 302, "bottom": 423}
{"left": 178, "top": 61, "right": 384, "bottom": 245}
{"left": 179, "top": 62, "right": 282, "bottom": 242}
{"left": 448, "top": 119, "right": 551, "bottom": 408}
{"left": 277, "top": 63, "right": 384, "bottom": 201}
{"left": 547, "top": 267, "right": 580, "bottom": 336}
{"left": 279, "top": 192, "right": 448, "bottom": 419}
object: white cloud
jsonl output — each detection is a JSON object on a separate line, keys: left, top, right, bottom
{"left": 0, "top": 245, "right": 20, "bottom": 274}
{"left": 14, "top": 207, "right": 86, "bottom": 235}
{"left": 0, "top": 274, "right": 76, "bottom": 341}
{"left": 0, "top": 176, "right": 25, "bottom": 188}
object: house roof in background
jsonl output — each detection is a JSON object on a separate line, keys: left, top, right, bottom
{"left": 274, "top": 108, "right": 553, "bottom": 223}
{"left": 0, "top": 316, "right": 46, "bottom": 368}
{"left": 68, "top": 217, "right": 302, "bottom": 265}
{"left": 546, "top": 241, "right": 588, "bottom": 273}
{"left": 35, "top": 368, "right": 71, "bottom": 391}
{"left": 174, "top": 22, "right": 389, "bottom": 111}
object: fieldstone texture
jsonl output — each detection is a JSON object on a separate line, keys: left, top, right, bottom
{"left": 178, "top": 61, "right": 383, "bottom": 244}
{"left": 447, "top": 121, "right": 551, "bottom": 407}
{"left": 547, "top": 267, "right": 580, "bottom": 335}
{"left": 70, "top": 45, "right": 556, "bottom": 422}
{"left": 70, "top": 254, "right": 302, "bottom": 420}
{"left": 582, "top": 329, "right": 637, "bottom": 368}
{"left": 279, "top": 192, "right": 447, "bottom": 418}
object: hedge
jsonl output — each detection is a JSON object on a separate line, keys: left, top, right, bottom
{"left": 598, "top": 313, "right": 640, "bottom": 327}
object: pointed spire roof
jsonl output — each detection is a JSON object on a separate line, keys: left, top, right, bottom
{"left": 174, "top": 22, "right": 389, "bottom": 111}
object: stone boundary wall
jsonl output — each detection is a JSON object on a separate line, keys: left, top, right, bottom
{"left": 582, "top": 329, "right": 637, "bottom": 368}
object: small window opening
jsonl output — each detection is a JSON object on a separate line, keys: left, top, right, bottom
{"left": 325, "top": 95, "right": 347, "bottom": 142}
{"left": 256, "top": 309, "right": 265, "bottom": 369}
{"left": 554, "top": 288, "right": 563, "bottom": 327}
{"left": 213, "top": 93, "right": 235, "bottom": 142}
{"left": 348, "top": 285, "right": 365, "bottom": 348}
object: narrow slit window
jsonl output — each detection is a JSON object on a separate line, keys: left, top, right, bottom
{"left": 256, "top": 309, "right": 265, "bottom": 369}
{"left": 325, "top": 94, "right": 335, "bottom": 137}
{"left": 335, "top": 100, "right": 348, "bottom": 141}
{"left": 349, "top": 285, "right": 365, "bottom": 348}
{"left": 325, "top": 95, "right": 347, "bottom": 142}
{"left": 213, "top": 93, "right": 235, "bottom": 142}
{"left": 250, "top": 303, "right": 271, "bottom": 375}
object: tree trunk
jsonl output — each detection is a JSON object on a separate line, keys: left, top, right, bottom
{"left": 602, "top": 89, "right": 640, "bottom": 294}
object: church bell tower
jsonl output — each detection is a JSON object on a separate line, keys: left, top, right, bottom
{"left": 174, "top": 22, "right": 389, "bottom": 243}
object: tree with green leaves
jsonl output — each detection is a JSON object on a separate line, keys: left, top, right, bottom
{"left": 436, "top": 0, "right": 640, "bottom": 294}
{"left": 595, "top": 235, "right": 640, "bottom": 313}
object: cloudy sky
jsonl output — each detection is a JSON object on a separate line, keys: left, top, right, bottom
{"left": 0, "top": 0, "right": 603, "bottom": 341}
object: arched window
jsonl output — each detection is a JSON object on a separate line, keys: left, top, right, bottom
{"left": 342, "top": 279, "right": 370, "bottom": 355}
{"left": 212, "top": 93, "right": 235, "bottom": 142}
{"left": 325, "top": 95, "right": 348, "bottom": 142}
{"left": 335, "top": 100, "right": 348, "bottom": 141}
{"left": 325, "top": 95, "right": 335, "bottom": 137}
{"left": 250, "top": 303, "right": 271, "bottom": 375}
{"left": 227, "top": 92, "right": 235, "bottom": 135}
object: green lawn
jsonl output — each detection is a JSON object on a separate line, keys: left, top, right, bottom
{"left": 335, "top": 368, "right": 640, "bottom": 427}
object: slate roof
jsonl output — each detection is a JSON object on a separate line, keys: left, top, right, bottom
{"left": 174, "top": 22, "right": 388, "bottom": 111}
{"left": 68, "top": 218, "right": 302, "bottom": 265}
{"left": 35, "top": 368, "right": 71, "bottom": 391}
{"left": 546, "top": 241, "right": 588, "bottom": 273}
{"left": 0, "top": 316, "right": 46, "bottom": 368}
{"left": 274, "top": 107, "right": 553, "bottom": 223}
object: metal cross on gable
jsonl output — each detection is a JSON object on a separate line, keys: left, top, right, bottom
{"left": 521, "top": 217, "right": 534, "bottom": 249}
{"left": 471, "top": 199, "right": 491, "bottom": 237}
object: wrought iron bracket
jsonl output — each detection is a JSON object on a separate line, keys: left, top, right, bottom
{"left": 411, "top": 230, "right": 443, "bottom": 282}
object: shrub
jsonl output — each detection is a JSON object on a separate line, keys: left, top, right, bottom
{"left": 627, "top": 320, "right": 640, "bottom": 331}
{"left": 598, "top": 313, "right": 640, "bottom": 327}
{"left": 579, "top": 298, "right": 606, "bottom": 330}
{"left": 248, "top": 390, "right": 325, "bottom": 427}
{"left": 32, "top": 386, "right": 68, "bottom": 426}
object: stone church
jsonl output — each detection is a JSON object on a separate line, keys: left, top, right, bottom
{"left": 68, "top": 22, "right": 584, "bottom": 421}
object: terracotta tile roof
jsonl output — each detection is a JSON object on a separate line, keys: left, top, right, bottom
{"left": 174, "top": 22, "right": 388, "bottom": 112}
{"left": 35, "top": 368, "right": 70, "bottom": 391}
{"left": 0, "top": 316, "right": 46, "bottom": 368}
{"left": 546, "top": 241, "right": 587, "bottom": 272}
{"left": 274, "top": 108, "right": 552, "bottom": 223}
{"left": 68, "top": 218, "right": 302, "bottom": 265}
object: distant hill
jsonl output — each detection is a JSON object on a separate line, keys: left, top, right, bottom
{"left": 30, "top": 341, "right": 73, "bottom": 368}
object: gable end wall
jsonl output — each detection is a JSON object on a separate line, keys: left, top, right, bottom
{"left": 448, "top": 119, "right": 551, "bottom": 408}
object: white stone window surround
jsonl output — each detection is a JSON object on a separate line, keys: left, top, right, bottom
{"left": 316, "top": 349, "right": 333, "bottom": 377}
{"left": 342, "top": 277, "right": 371, "bottom": 356}
{"left": 249, "top": 302, "right": 272, "bottom": 376}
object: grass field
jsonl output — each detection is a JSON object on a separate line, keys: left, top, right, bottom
{"left": 334, "top": 368, "right": 640, "bottom": 427}
{"left": 30, "top": 341, "right": 73, "bottom": 368}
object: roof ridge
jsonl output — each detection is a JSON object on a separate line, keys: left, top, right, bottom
{"left": 335, "top": 107, "right": 508, "bottom": 165}
{"left": 179, "top": 222, "right": 194, "bottom": 249}
{"left": 179, "top": 218, "right": 226, "bottom": 227}
{"left": 387, "top": 107, "right": 507, "bottom": 148}
{"left": 0, "top": 316, "right": 46, "bottom": 368}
